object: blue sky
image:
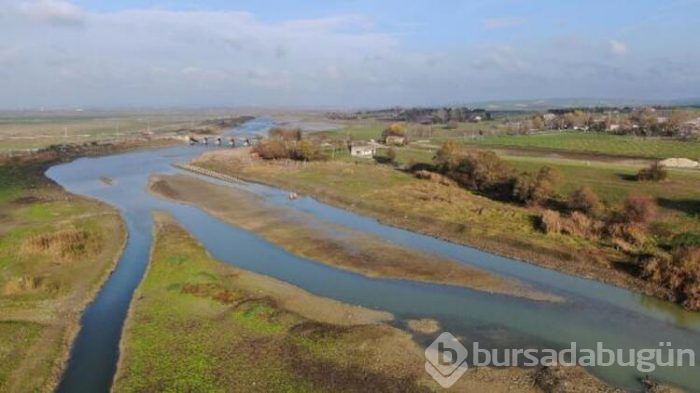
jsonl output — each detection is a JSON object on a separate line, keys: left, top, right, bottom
{"left": 1, "top": 0, "right": 699, "bottom": 108}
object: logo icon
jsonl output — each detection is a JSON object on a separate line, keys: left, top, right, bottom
{"left": 425, "top": 332, "right": 469, "bottom": 388}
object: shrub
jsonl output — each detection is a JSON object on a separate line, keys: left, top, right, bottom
{"left": 414, "top": 170, "right": 454, "bottom": 186}
{"left": 253, "top": 140, "right": 289, "bottom": 160}
{"left": 382, "top": 123, "right": 405, "bottom": 138}
{"left": 540, "top": 210, "right": 563, "bottom": 235}
{"left": 561, "top": 211, "right": 600, "bottom": 239}
{"left": 568, "top": 186, "right": 601, "bottom": 215}
{"left": 607, "top": 222, "right": 649, "bottom": 247}
{"left": 433, "top": 140, "right": 460, "bottom": 172}
{"left": 268, "top": 127, "right": 302, "bottom": 141}
{"left": 513, "top": 166, "right": 561, "bottom": 206}
{"left": 643, "top": 247, "right": 700, "bottom": 310}
{"left": 540, "top": 210, "right": 603, "bottom": 240}
{"left": 386, "top": 148, "right": 397, "bottom": 164}
{"left": 637, "top": 162, "right": 668, "bottom": 182}
{"left": 452, "top": 151, "right": 513, "bottom": 194}
{"left": 623, "top": 193, "right": 658, "bottom": 224}
{"left": 512, "top": 172, "right": 537, "bottom": 204}
{"left": 289, "top": 140, "right": 328, "bottom": 162}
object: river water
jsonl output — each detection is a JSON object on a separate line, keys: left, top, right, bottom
{"left": 47, "top": 118, "right": 700, "bottom": 392}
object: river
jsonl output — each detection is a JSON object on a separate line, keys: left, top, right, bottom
{"left": 47, "top": 118, "right": 700, "bottom": 392}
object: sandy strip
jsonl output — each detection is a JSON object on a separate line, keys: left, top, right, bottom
{"left": 149, "top": 174, "right": 563, "bottom": 303}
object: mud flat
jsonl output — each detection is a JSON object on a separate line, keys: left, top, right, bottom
{"left": 149, "top": 174, "right": 562, "bottom": 302}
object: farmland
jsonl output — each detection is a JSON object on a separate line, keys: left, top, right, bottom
{"left": 0, "top": 110, "right": 236, "bottom": 152}
{"left": 464, "top": 132, "right": 700, "bottom": 159}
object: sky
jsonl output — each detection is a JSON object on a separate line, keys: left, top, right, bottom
{"left": 1, "top": 0, "right": 699, "bottom": 109}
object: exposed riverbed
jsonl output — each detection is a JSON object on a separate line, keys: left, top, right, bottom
{"left": 47, "top": 118, "right": 700, "bottom": 392}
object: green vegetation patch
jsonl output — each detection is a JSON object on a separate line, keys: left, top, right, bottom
{"left": 468, "top": 132, "right": 700, "bottom": 159}
{"left": 114, "top": 216, "right": 429, "bottom": 392}
{"left": 315, "top": 125, "right": 384, "bottom": 141}
{"left": 0, "top": 159, "right": 126, "bottom": 393}
{"left": 0, "top": 321, "right": 45, "bottom": 390}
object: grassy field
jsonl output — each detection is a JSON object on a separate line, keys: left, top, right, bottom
{"left": 387, "top": 146, "right": 700, "bottom": 216}
{"left": 314, "top": 120, "right": 512, "bottom": 143}
{"left": 0, "top": 110, "right": 235, "bottom": 152}
{"left": 113, "top": 214, "right": 435, "bottom": 392}
{"left": 464, "top": 132, "right": 700, "bottom": 159}
{"left": 314, "top": 124, "right": 384, "bottom": 141}
{"left": 0, "top": 161, "right": 126, "bottom": 392}
{"left": 194, "top": 152, "right": 626, "bottom": 283}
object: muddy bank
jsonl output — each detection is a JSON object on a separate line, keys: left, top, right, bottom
{"left": 149, "top": 174, "right": 562, "bottom": 302}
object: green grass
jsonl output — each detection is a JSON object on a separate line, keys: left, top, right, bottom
{"left": 465, "top": 132, "right": 700, "bottom": 159}
{"left": 385, "top": 145, "right": 700, "bottom": 232}
{"left": 114, "top": 218, "right": 320, "bottom": 392}
{"left": 316, "top": 125, "right": 384, "bottom": 141}
{"left": 0, "top": 160, "right": 125, "bottom": 393}
{"left": 115, "top": 215, "right": 429, "bottom": 392}
{"left": 0, "top": 321, "right": 44, "bottom": 391}
{"left": 0, "top": 165, "right": 38, "bottom": 203}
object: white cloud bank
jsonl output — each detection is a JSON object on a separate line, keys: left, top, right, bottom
{"left": 609, "top": 40, "right": 628, "bottom": 56}
{"left": 0, "top": 1, "right": 698, "bottom": 108}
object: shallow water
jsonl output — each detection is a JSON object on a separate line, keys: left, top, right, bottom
{"left": 47, "top": 118, "right": 700, "bottom": 392}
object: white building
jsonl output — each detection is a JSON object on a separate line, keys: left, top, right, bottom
{"left": 350, "top": 144, "right": 376, "bottom": 158}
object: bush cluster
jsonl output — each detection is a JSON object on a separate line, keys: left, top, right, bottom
{"left": 637, "top": 162, "right": 668, "bottom": 182}
{"left": 433, "top": 142, "right": 560, "bottom": 205}
{"left": 643, "top": 247, "right": 700, "bottom": 309}
{"left": 253, "top": 139, "right": 327, "bottom": 162}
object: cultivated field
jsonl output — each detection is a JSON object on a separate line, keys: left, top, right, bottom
{"left": 465, "top": 132, "right": 700, "bottom": 159}
{"left": 0, "top": 110, "right": 235, "bottom": 152}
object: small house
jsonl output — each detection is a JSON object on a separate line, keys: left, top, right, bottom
{"left": 350, "top": 144, "right": 376, "bottom": 158}
{"left": 385, "top": 135, "right": 406, "bottom": 145}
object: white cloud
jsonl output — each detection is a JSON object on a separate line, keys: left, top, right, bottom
{"left": 609, "top": 40, "right": 628, "bottom": 55}
{"left": 16, "top": 0, "right": 85, "bottom": 26}
{"left": 0, "top": 1, "right": 697, "bottom": 108}
{"left": 482, "top": 17, "right": 527, "bottom": 29}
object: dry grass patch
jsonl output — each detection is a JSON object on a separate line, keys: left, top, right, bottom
{"left": 20, "top": 228, "right": 97, "bottom": 262}
{"left": 149, "top": 174, "right": 561, "bottom": 302}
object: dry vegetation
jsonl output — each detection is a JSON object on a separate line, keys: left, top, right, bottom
{"left": 191, "top": 141, "right": 700, "bottom": 310}
{"left": 149, "top": 174, "right": 559, "bottom": 302}
{"left": 0, "top": 110, "right": 249, "bottom": 152}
